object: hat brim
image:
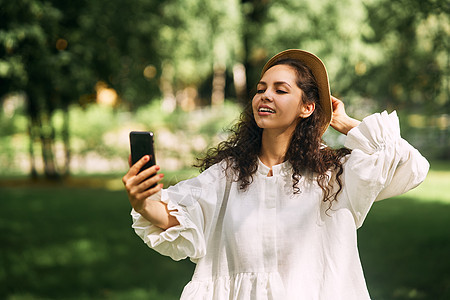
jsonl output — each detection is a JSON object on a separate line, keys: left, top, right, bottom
{"left": 261, "top": 49, "right": 332, "bottom": 136}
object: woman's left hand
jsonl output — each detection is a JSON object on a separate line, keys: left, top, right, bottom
{"left": 330, "top": 96, "right": 361, "bottom": 135}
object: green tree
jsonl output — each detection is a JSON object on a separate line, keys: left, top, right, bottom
{"left": 249, "top": 0, "right": 376, "bottom": 96}
{"left": 1, "top": 0, "right": 163, "bottom": 178}
{"left": 156, "top": 0, "right": 243, "bottom": 110}
{"left": 1, "top": 0, "right": 67, "bottom": 178}
{"left": 359, "top": 0, "right": 449, "bottom": 115}
{"left": 72, "top": 0, "right": 163, "bottom": 107}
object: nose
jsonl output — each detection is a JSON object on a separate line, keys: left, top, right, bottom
{"left": 262, "top": 90, "right": 273, "bottom": 102}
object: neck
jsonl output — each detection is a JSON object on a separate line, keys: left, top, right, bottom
{"left": 259, "top": 128, "right": 294, "bottom": 168}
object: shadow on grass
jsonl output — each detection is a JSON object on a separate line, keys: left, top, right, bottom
{"left": 1, "top": 186, "right": 449, "bottom": 299}
{"left": 359, "top": 196, "right": 450, "bottom": 300}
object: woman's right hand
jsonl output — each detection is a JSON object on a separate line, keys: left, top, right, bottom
{"left": 122, "top": 155, "right": 179, "bottom": 230}
{"left": 122, "top": 155, "right": 164, "bottom": 214}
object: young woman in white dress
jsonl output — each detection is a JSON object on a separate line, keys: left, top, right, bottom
{"left": 122, "top": 49, "right": 429, "bottom": 299}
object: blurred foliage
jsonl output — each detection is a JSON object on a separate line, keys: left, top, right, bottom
{"left": 0, "top": 0, "right": 449, "bottom": 177}
{"left": 0, "top": 100, "right": 241, "bottom": 175}
{"left": 359, "top": 0, "right": 450, "bottom": 114}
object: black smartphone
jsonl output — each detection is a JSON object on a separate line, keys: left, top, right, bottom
{"left": 129, "top": 131, "right": 157, "bottom": 186}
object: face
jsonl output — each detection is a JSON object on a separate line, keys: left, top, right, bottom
{"left": 252, "top": 64, "right": 314, "bottom": 134}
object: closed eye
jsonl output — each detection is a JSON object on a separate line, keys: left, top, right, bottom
{"left": 276, "top": 90, "right": 287, "bottom": 94}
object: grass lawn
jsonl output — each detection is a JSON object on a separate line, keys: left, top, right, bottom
{"left": 0, "top": 162, "right": 449, "bottom": 299}
{"left": 358, "top": 161, "right": 450, "bottom": 299}
{"left": 0, "top": 174, "right": 197, "bottom": 300}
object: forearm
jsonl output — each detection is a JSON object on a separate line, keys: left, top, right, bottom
{"left": 137, "top": 200, "right": 180, "bottom": 230}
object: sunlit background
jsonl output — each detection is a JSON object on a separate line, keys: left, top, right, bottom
{"left": 1, "top": 0, "right": 449, "bottom": 299}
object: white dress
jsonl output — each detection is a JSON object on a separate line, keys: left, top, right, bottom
{"left": 131, "top": 111, "right": 429, "bottom": 300}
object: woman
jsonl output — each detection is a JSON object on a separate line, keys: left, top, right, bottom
{"left": 122, "top": 49, "right": 429, "bottom": 299}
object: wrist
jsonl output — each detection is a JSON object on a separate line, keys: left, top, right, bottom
{"left": 342, "top": 117, "right": 361, "bottom": 135}
{"left": 333, "top": 115, "right": 361, "bottom": 135}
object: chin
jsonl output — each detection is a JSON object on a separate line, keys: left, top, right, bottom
{"left": 254, "top": 118, "right": 266, "bottom": 129}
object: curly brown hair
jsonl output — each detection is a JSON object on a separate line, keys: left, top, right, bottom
{"left": 196, "top": 59, "right": 351, "bottom": 206}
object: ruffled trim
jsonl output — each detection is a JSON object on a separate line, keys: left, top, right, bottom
{"left": 181, "top": 272, "right": 285, "bottom": 300}
{"left": 345, "top": 111, "right": 400, "bottom": 154}
{"left": 131, "top": 189, "right": 206, "bottom": 261}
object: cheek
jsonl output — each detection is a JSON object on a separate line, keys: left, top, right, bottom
{"left": 291, "top": 96, "right": 304, "bottom": 115}
{"left": 276, "top": 100, "right": 303, "bottom": 123}
{"left": 251, "top": 96, "right": 259, "bottom": 111}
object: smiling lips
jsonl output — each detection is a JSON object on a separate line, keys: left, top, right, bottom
{"left": 258, "top": 105, "right": 276, "bottom": 115}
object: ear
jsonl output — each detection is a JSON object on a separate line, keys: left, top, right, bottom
{"left": 299, "top": 102, "right": 315, "bottom": 118}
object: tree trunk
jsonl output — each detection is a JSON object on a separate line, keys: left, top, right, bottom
{"left": 26, "top": 95, "right": 39, "bottom": 179}
{"left": 40, "top": 112, "right": 60, "bottom": 179}
{"left": 61, "top": 104, "right": 71, "bottom": 177}
{"left": 160, "top": 62, "right": 177, "bottom": 113}
{"left": 233, "top": 63, "right": 247, "bottom": 103}
{"left": 27, "top": 118, "right": 38, "bottom": 179}
{"left": 211, "top": 63, "right": 226, "bottom": 106}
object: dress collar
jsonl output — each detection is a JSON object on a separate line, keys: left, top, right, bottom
{"left": 257, "top": 157, "right": 291, "bottom": 176}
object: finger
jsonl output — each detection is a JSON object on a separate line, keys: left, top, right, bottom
{"left": 125, "top": 164, "right": 160, "bottom": 190}
{"left": 332, "top": 100, "right": 345, "bottom": 115}
{"left": 136, "top": 174, "right": 164, "bottom": 193}
{"left": 331, "top": 96, "right": 341, "bottom": 106}
{"left": 128, "top": 154, "right": 132, "bottom": 167}
{"left": 131, "top": 179, "right": 164, "bottom": 203}
{"left": 135, "top": 164, "right": 160, "bottom": 182}
{"left": 129, "top": 155, "right": 150, "bottom": 176}
{"left": 123, "top": 155, "right": 151, "bottom": 184}
{"left": 138, "top": 173, "right": 165, "bottom": 193}
{"left": 139, "top": 183, "right": 164, "bottom": 200}
{"left": 333, "top": 101, "right": 341, "bottom": 111}
{"left": 331, "top": 95, "right": 340, "bottom": 101}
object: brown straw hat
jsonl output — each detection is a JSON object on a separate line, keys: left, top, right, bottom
{"left": 261, "top": 49, "right": 332, "bottom": 135}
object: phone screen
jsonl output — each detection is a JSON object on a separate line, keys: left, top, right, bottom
{"left": 129, "top": 131, "right": 156, "bottom": 173}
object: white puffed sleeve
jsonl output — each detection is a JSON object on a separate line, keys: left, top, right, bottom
{"left": 131, "top": 163, "right": 228, "bottom": 262}
{"left": 341, "top": 111, "right": 429, "bottom": 228}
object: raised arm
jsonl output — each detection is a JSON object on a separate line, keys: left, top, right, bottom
{"left": 339, "top": 110, "right": 429, "bottom": 227}
{"left": 122, "top": 155, "right": 179, "bottom": 230}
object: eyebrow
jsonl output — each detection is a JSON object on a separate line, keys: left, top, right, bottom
{"left": 257, "top": 81, "right": 292, "bottom": 88}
